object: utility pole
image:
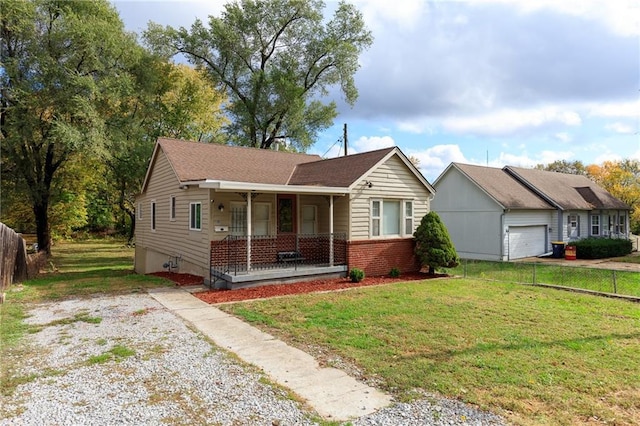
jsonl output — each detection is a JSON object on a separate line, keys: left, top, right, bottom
{"left": 343, "top": 123, "right": 348, "bottom": 156}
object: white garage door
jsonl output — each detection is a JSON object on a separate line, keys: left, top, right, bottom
{"left": 508, "top": 226, "right": 546, "bottom": 259}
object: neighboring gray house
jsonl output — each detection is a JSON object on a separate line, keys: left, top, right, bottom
{"left": 431, "top": 163, "right": 631, "bottom": 261}
{"left": 135, "top": 138, "right": 435, "bottom": 288}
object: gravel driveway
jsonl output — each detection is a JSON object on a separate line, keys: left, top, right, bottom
{"left": 1, "top": 293, "right": 507, "bottom": 425}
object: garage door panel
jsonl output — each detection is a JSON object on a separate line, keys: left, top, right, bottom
{"left": 509, "top": 226, "right": 546, "bottom": 259}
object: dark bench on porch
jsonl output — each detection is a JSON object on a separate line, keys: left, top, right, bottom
{"left": 277, "top": 251, "right": 305, "bottom": 263}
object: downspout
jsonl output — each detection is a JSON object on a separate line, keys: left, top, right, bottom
{"left": 501, "top": 211, "right": 506, "bottom": 261}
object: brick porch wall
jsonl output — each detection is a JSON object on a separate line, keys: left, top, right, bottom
{"left": 347, "top": 238, "right": 420, "bottom": 277}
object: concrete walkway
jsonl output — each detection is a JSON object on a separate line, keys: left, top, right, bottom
{"left": 148, "top": 287, "right": 392, "bottom": 422}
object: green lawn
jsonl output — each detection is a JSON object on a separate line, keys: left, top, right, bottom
{"left": 221, "top": 278, "right": 640, "bottom": 425}
{"left": 448, "top": 260, "right": 640, "bottom": 297}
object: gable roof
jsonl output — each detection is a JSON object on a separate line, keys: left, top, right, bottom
{"left": 436, "top": 163, "right": 629, "bottom": 211}
{"left": 142, "top": 138, "right": 434, "bottom": 195}
{"left": 448, "top": 163, "right": 554, "bottom": 209}
{"left": 289, "top": 147, "right": 395, "bottom": 187}
{"left": 505, "top": 166, "right": 630, "bottom": 210}
{"left": 154, "top": 137, "right": 321, "bottom": 186}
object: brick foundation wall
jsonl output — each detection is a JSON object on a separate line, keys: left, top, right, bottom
{"left": 347, "top": 238, "right": 420, "bottom": 277}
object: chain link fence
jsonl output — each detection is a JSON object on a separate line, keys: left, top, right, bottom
{"left": 449, "top": 259, "right": 640, "bottom": 298}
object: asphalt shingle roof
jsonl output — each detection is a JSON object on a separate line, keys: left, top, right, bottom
{"left": 157, "top": 138, "right": 321, "bottom": 185}
{"left": 453, "top": 163, "right": 554, "bottom": 209}
{"left": 506, "top": 166, "right": 630, "bottom": 210}
{"left": 449, "top": 163, "right": 629, "bottom": 211}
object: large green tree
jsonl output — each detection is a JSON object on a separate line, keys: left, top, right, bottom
{"left": 0, "top": 0, "right": 138, "bottom": 253}
{"left": 145, "top": 0, "right": 373, "bottom": 151}
{"left": 104, "top": 60, "right": 228, "bottom": 243}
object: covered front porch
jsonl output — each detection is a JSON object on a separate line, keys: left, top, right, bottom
{"left": 210, "top": 232, "right": 348, "bottom": 289}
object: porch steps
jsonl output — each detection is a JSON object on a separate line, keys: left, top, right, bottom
{"left": 148, "top": 287, "right": 392, "bottom": 421}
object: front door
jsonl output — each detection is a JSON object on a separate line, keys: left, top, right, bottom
{"left": 277, "top": 194, "right": 296, "bottom": 252}
{"left": 277, "top": 194, "right": 296, "bottom": 234}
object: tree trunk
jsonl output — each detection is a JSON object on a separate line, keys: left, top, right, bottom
{"left": 428, "top": 265, "right": 435, "bottom": 275}
{"left": 127, "top": 211, "right": 135, "bottom": 245}
{"left": 34, "top": 201, "right": 51, "bottom": 254}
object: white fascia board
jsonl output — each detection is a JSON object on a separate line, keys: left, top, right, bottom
{"left": 195, "top": 180, "right": 349, "bottom": 195}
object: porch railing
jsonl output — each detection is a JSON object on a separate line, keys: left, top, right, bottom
{"left": 211, "top": 233, "right": 347, "bottom": 276}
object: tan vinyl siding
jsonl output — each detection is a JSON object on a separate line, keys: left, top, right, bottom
{"left": 350, "top": 155, "right": 432, "bottom": 240}
{"left": 135, "top": 151, "right": 211, "bottom": 274}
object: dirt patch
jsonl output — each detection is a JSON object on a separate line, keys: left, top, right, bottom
{"left": 192, "top": 272, "right": 447, "bottom": 304}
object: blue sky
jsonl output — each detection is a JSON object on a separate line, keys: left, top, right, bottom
{"left": 113, "top": 0, "right": 640, "bottom": 181}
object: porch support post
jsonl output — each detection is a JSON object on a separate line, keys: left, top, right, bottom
{"left": 246, "top": 192, "right": 252, "bottom": 271}
{"left": 329, "top": 195, "right": 334, "bottom": 267}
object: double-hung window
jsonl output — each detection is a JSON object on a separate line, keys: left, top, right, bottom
{"left": 189, "top": 202, "right": 201, "bottom": 231}
{"left": 301, "top": 205, "right": 317, "bottom": 234}
{"left": 590, "top": 215, "right": 600, "bottom": 236}
{"left": 371, "top": 199, "right": 414, "bottom": 238}
{"left": 231, "top": 202, "right": 271, "bottom": 236}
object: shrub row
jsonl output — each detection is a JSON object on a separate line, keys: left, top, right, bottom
{"left": 573, "top": 238, "right": 632, "bottom": 259}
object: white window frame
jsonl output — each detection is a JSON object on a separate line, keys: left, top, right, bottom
{"left": 590, "top": 215, "right": 600, "bottom": 236}
{"left": 568, "top": 214, "right": 579, "bottom": 238}
{"left": 371, "top": 200, "right": 381, "bottom": 237}
{"left": 189, "top": 202, "right": 202, "bottom": 231}
{"left": 301, "top": 205, "right": 317, "bottom": 235}
{"left": 253, "top": 202, "right": 271, "bottom": 236}
{"left": 169, "top": 195, "right": 176, "bottom": 221}
{"left": 151, "top": 200, "right": 156, "bottom": 231}
{"left": 371, "top": 199, "right": 413, "bottom": 238}
{"left": 618, "top": 215, "right": 626, "bottom": 235}
{"left": 403, "top": 200, "right": 414, "bottom": 236}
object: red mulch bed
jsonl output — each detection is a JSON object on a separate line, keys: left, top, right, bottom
{"left": 150, "top": 271, "right": 204, "bottom": 286}
{"left": 195, "top": 272, "right": 446, "bottom": 304}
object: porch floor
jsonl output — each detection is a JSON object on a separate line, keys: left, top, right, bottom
{"left": 209, "top": 264, "right": 348, "bottom": 290}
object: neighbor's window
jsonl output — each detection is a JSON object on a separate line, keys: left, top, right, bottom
{"left": 568, "top": 214, "right": 578, "bottom": 237}
{"left": 590, "top": 215, "right": 600, "bottom": 236}
{"left": 189, "top": 202, "right": 201, "bottom": 231}
{"left": 151, "top": 201, "right": 156, "bottom": 231}
{"left": 617, "top": 215, "right": 626, "bottom": 235}
{"left": 170, "top": 195, "right": 176, "bottom": 221}
{"left": 301, "top": 205, "right": 317, "bottom": 235}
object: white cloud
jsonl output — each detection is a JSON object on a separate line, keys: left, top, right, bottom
{"left": 589, "top": 101, "right": 640, "bottom": 118}
{"left": 594, "top": 152, "right": 623, "bottom": 164}
{"left": 354, "top": 0, "right": 427, "bottom": 31}
{"left": 555, "top": 132, "right": 572, "bottom": 143}
{"left": 473, "top": 0, "right": 640, "bottom": 36}
{"left": 408, "top": 144, "right": 468, "bottom": 180}
{"left": 605, "top": 122, "right": 635, "bottom": 134}
{"left": 481, "top": 149, "right": 575, "bottom": 169}
{"left": 351, "top": 135, "right": 396, "bottom": 152}
{"left": 441, "top": 107, "right": 582, "bottom": 136}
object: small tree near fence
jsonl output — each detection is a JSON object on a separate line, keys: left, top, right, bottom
{"left": 414, "top": 212, "right": 459, "bottom": 275}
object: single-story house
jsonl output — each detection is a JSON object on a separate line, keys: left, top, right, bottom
{"left": 135, "top": 138, "right": 435, "bottom": 288}
{"left": 431, "top": 163, "right": 631, "bottom": 261}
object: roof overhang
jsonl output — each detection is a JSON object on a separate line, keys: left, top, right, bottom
{"left": 184, "top": 180, "right": 350, "bottom": 195}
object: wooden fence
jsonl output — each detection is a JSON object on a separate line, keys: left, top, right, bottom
{"left": 1, "top": 222, "right": 46, "bottom": 302}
